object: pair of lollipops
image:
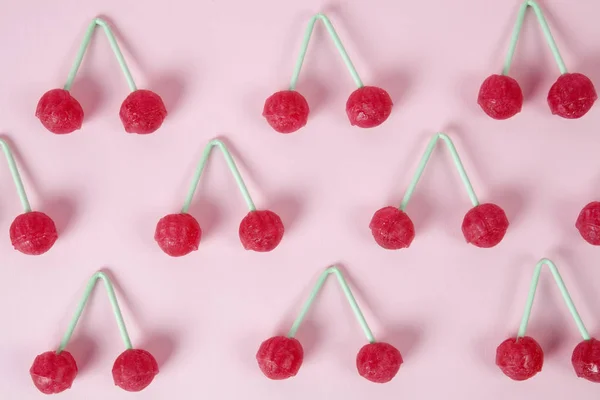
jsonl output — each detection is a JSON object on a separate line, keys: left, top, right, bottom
{"left": 497, "top": 259, "right": 600, "bottom": 383}
{"left": 36, "top": 18, "right": 167, "bottom": 135}
{"left": 478, "top": 1, "right": 597, "bottom": 120}
{"left": 30, "top": 272, "right": 158, "bottom": 394}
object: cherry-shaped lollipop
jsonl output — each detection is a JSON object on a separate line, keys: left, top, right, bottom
{"left": 30, "top": 271, "right": 159, "bottom": 394}
{"left": 497, "top": 259, "right": 595, "bottom": 381}
{"left": 572, "top": 338, "right": 600, "bottom": 383}
{"left": 356, "top": 342, "right": 403, "bottom": 383}
{"left": 256, "top": 336, "right": 304, "bottom": 380}
{"left": 264, "top": 13, "right": 392, "bottom": 133}
{"left": 257, "top": 266, "right": 402, "bottom": 383}
{"left": 112, "top": 349, "right": 159, "bottom": 392}
{"left": 478, "top": 1, "right": 596, "bottom": 120}
{"left": 0, "top": 138, "right": 58, "bottom": 255}
{"left": 37, "top": 17, "right": 167, "bottom": 134}
{"left": 370, "top": 133, "right": 508, "bottom": 249}
{"left": 496, "top": 337, "right": 543, "bottom": 381}
{"left": 30, "top": 351, "right": 78, "bottom": 394}
{"left": 575, "top": 201, "right": 600, "bottom": 245}
{"left": 155, "top": 139, "right": 284, "bottom": 256}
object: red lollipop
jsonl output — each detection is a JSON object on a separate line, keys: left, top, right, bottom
{"left": 239, "top": 210, "right": 285, "bottom": 252}
{"left": 113, "top": 349, "right": 159, "bottom": 391}
{"left": 572, "top": 338, "right": 600, "bottom": 383}
{"left": 35, "top": 89, "right": 84, "bottom": 134}
{"left": 369, "top": 206, "right": 415, "bottom": 249}
{"left": 31, "top": 271, "right": 159, "bottom": 393}
{"left": 462, "top": 203, "right": 509, "bottom": 248}
{"left": 156, "top": 139, "right": 284, "bottom": 256}
{"left": 371, "top": 133, "right": 507, "bottom": 248}
{"left": 256, "top": 336, "right": 304, "bottom": 380}
{"left": 154, "top": 213, "right": 202, "bottom": 257}
{"left": 0, "top": 138, "right": 58, "bottom": 255}
{"left": 346, "top": 86, "right": 393, "bottom": 128}
{"left": 263, "top": 90, "right": 309, "bottom": 134}
{"left": 496, "top": 337, "right": 543, "bottom": 381}
{"left": 548, "top": 73, "right": 597, "bottom": 119}
{"left": 39, "top": 18, "right": 166, "bottom": 134}
{"left": 30, "top": 351, "right": 78, "bottom": 394}
{"left": 356, "top": 342, "right": 403, "bottom": 383}
{"left": 265, "top": 13, "right": 392, "bottom": 133}
{"left": 575, "top": 201, "right": 600, "bottom": 245}
{"left": 10, "top": 211, "right": 58, "bottom": 255}
{"left": 477, "top": 75, "right": 523, "bottom": 120}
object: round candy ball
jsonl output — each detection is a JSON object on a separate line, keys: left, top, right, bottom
{"left": 239, "top": 210, "right": 284, "bottom": 252}
{"left": 575, "top": 202, "right": 600, "bottom": 245}
{"left": 572, "top": 338, "right": 600, "bottom": 383}
{"left": 356, "top": 342, "right": 403, "bottom": 383}
{"left": 256, "top": 336, "right": 304, "bottom": 380}
{"left": 477, "top": 74, "right": 523, "bottom": 120}
{"left": 496, "top": 336, "right": 543, "bottom": 381}
{"left": 10, "top": 211, "right": 58, "bottom": 255}
{"left": 547, "top": 73, "right": 597, "bottom": 119}
{"left": 119, "top": 90, "right": 167, "bottom": 134}
{"left": 112, "top": 349, "right": 159, "bottom": 392}
{"left": 30, "top": 351, "right": 78, "bottom": 394}
{"left": 345, "top": 86, "right": 393, "bottom": 128}
{"left": 262, "top": 90, "right": 309, "bottom": 134}
{"left": 35, "top": 89, "right": 84, "bottom": 134}
{"left": 462, "top": 203, "right": 509, "bottom": 248}
{"left": 154, "top": 213, "right": 201, "bottom": 257}
{"left": 369, "top": 206, "right": 415, "bottom": 249}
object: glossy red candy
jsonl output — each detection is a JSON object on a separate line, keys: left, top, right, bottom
{"left": 462, "top": 203, "right": 509, "bottom": 248}
{"left": 239, "top": 210, "right": 284, "bottom": 252}
{"left": 119, "top": 90, "right": 167, "bottom": 134}
{"left": 263, "top": 90, "right": 309, "bottom": 133}
{"left": 10, "top": 211, "right": 58, "bottom": 255}
{"left": 547, "top": 73, "right": 597, "bottom": 119}
{"left": 30, "top": 351, "right": 78, "bottom": 394}
{"left": 35, "top": 89, "right": 84, "bottom": 134}
{"left": 572, "top": 338, "right": 600, "bottom": 383}
{"left": 256, "top": 336, "right": 304, "bottom": 380}
{"left": 356, "top": 342, "right": 402, "bottom": 383}
{"left": 154, "top": 213, "right": 201, "bottom": 257}
{"left": 496, "top": 336, "right": 543, "bottom": 381}
{"left": 346, "top": 86, "right": 393, "bottom": 128}
{"left": 369, "top": 206, "right": 415, "bottom": 249}
{"left": 576, "top": 202, "right": 600, "bottom": 245}
{"left": 477, "top": 74, "right": 523, "bottom": 120}
{"left": 112, "top": 349, "right": 159, "bottom": 392}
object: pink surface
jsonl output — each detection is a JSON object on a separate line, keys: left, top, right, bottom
{"left": 1, "top": 0, "right": 600, "bottom": 398}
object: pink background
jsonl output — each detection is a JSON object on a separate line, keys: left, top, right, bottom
{"left": 1, "top": 0, "right": 600, "bottom": 398}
